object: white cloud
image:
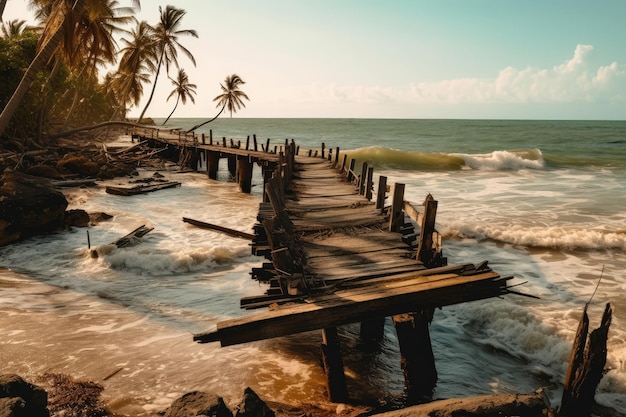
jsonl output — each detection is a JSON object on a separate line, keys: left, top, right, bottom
{"left": 279, "top": 45, "right": 626, "bottom": 108}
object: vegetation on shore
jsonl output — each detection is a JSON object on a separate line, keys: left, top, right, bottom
{"left": 0, "top": 1, "right": 196, "bottom": 145}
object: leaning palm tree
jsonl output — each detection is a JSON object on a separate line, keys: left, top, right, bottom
{"left": 0, "top": 0, "right": 86, "bottom": 137}
{"left": 162, "top": 68, "right": 196, "bottom": 125}
{"left": 186, "top": 73, "right": 249, "bottom": 133}
{"left": 137, "top": 5, "right": 197, "bottom": 123}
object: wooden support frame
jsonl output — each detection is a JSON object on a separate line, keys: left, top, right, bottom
{"left": 237, "top": 156, "right": 254, "bottom": 193}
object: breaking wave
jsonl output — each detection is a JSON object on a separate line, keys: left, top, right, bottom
{"left": 343, "top": 146, "right": 544, "bottom": 171}
{"left": 442, "top": 223, "right": 626, "bottom": 250}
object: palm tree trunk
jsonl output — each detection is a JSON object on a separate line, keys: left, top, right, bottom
{"left": 185, "top": 102, "right": 226, "bottom": 133}
{"left": 0, "top": 0, "right": 85, "bottom": 138}
{"left": 0, "top": 0, "right": 7, "bottom": 21}
{"left": 162, "top": 94, "right": 180, "bottom": 125}
{"left": 137, "top": 50, "right": 165, "bottom": 123}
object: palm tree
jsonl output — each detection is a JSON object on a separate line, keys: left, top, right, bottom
{"left": 1, "top": 19, "right": 30, "bottom": 38}
{"left": 162, "top": 68, "right": 196, "bottom": 125}
{"left": 107, "top": 19, "right": 155, "bottom": 119}
{"left": 186, "top": 73, "right": 249, "bottom": 133}
{"left": 137, "top": 5, "right": 197, "bottom": 123}
{"left": 0, "top": 0, "right": 86, "bottom": 137}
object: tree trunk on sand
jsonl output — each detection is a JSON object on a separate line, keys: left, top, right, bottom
{"left": 0, "top": 0, "right": 85, "bottom": 138}
{"left": 185, "top": 103, "right": 226, "bottom": 133}
{"left": 48, "top": 120, "right": 149, "bottom": 139}
{"left": 560, "top": 303, "right": 612, "bottom": 417}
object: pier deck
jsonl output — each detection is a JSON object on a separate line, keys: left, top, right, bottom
{"left": 137, "top": 129, "right": 515, "bottom": 401}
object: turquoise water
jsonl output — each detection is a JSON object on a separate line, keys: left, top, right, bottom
{"left": 1, "top": 118, "right": 624, "bottom": 413}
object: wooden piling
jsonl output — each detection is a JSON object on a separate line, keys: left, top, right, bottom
{"left": 393, "top": 311, "right": 437, "bottom": 403}
{"left": 227, "top": 154, "right": 237, "bottom": 177}
{"left": 321, "top": 327, "right": 349, "bottom": 403}
{"left": 207, "top": 151, "right": 220, "bottom": 180}
{"left": 237, "top": 156, "right": 254, "bottom": 193}
{"left": 360, "top": 317, "right": 386, "bottom": 341}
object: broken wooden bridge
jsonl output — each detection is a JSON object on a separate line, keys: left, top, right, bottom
{"left": 135, "top": 129, "right": 517, "bottom": 403}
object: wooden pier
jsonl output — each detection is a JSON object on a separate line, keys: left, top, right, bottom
{"left": 134, "top": 127, "right": 515, "bottom": 403}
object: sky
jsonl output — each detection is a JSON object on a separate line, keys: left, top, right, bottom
{"left": 4, "top": 0, "right": 626, "bottom": 120}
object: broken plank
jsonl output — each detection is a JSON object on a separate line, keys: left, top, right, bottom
{"left": 183, "top": 217, "right": 254, "bottom": 240}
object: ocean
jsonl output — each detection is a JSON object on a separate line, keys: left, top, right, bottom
{"left": 1, "top": 118, "right": 625, "bottom": 415}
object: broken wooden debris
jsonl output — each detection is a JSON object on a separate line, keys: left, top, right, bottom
{"left": 182, "top": 217, "right": 254, "bottom": 240}
{"left": 105, "top": 181, "right": 181, "bottom": 196}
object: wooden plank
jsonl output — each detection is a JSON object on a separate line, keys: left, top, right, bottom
{"left": 194, "top": 271, "right": 510, "bottom": 346}
{"left": 182, "top": 217, "right": 254, "bottom": 240}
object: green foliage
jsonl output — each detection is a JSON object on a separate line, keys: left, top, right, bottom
{"left": 0, "top": 31, "right": 119, "bottom": 138}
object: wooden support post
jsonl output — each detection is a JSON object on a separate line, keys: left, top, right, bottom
{"left": 209, "top": 129, "right": 213, "bottom": 144}
{"left": 253, "top": 134, "right": 258, "bottom": 151}
{"left": 246, "top": 135, "right": 250, "bottom": 150}
{"left": 416, "top": 194, "right": 438, "bottom": 266}
{"left": 222, "top": 137, "right": 227, "bottom": 147}
{"left": 393, "top": 311, "right": 437, "bottom": 403}
{"left": 266, "top": 138, "right": 270, "bottom": 153}
{"left": 389, "top": 183, "right": 405, "bottom": 232}
{"left": 237, "top": 156, "right": 254, "bottom": 193}
{"left": 335, "top": 147, "right": 340, "bottom": 166}
{"left": 359, "top": 162, "right": 368, "bottom": 195}
{"left": 366, "top": 166, "right": 374, "bottom": 200}
{"left": 376, "top": 175, "right": 388, "bottom": 211}
{"left": 201, "top": 133, "right": 205, "bottom": 144}
{"left": 207, "top": 151, "right": 219, "bottom": 179}
{"left": 347, "top": 159, "right": 356, "bottom": 182}
{"left": 227, "top": 154, "right": 237, "bottom": 178}
{"left": 262, "top": 167, "right": 273, "bottom": 203}
{"left": 341, "top": 154, "right": 348, "bottom": 174}
{"left": 360, "top": 317, "right": 386, "bottom": 341}
{"left": 321, "top": 327, "right": 349, "bottom": 403}
{"left": 321, "top": 142, "right": 326, "bottom": 159}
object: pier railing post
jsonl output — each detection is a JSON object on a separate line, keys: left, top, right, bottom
{"left": 376, "top": 176, "right": 388, "bottom": 211}
{"left": 321, "top": 327, "right": 349, "bottom": 403}
{"left": 389, "top": 183, "right": 405, "bottom": 232}
{"left": 366, "top": 166, "right": 374, "bottom": 200}
{"left": 416, "top": 194, "right": 439, "bottom": 266}
{"left": 359, "top": 162, "right": 368, "bottom": 195}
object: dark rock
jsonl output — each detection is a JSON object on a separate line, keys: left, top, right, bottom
{"left": 64, "top": 209, "right": 90, "bottom": 227}
{"left": 89, "top": 212, "right": 114, "bottom": 224}
{"left": 56, "top": 154, "right": 100, "bottom": 177}
{"left": 25, "top": 164, "right": 63, "bottom": 180}
{"left": 0, "top": 169, "right": 68, "bottom": 246}
{"left": 234, "top": 388, "right": 275, "bottom": 417}
{"left": 0, "top": 374, "right": 49, "bottom": 417}
{"left": 163, "top": 391, "right": 233, "bottom": 417}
